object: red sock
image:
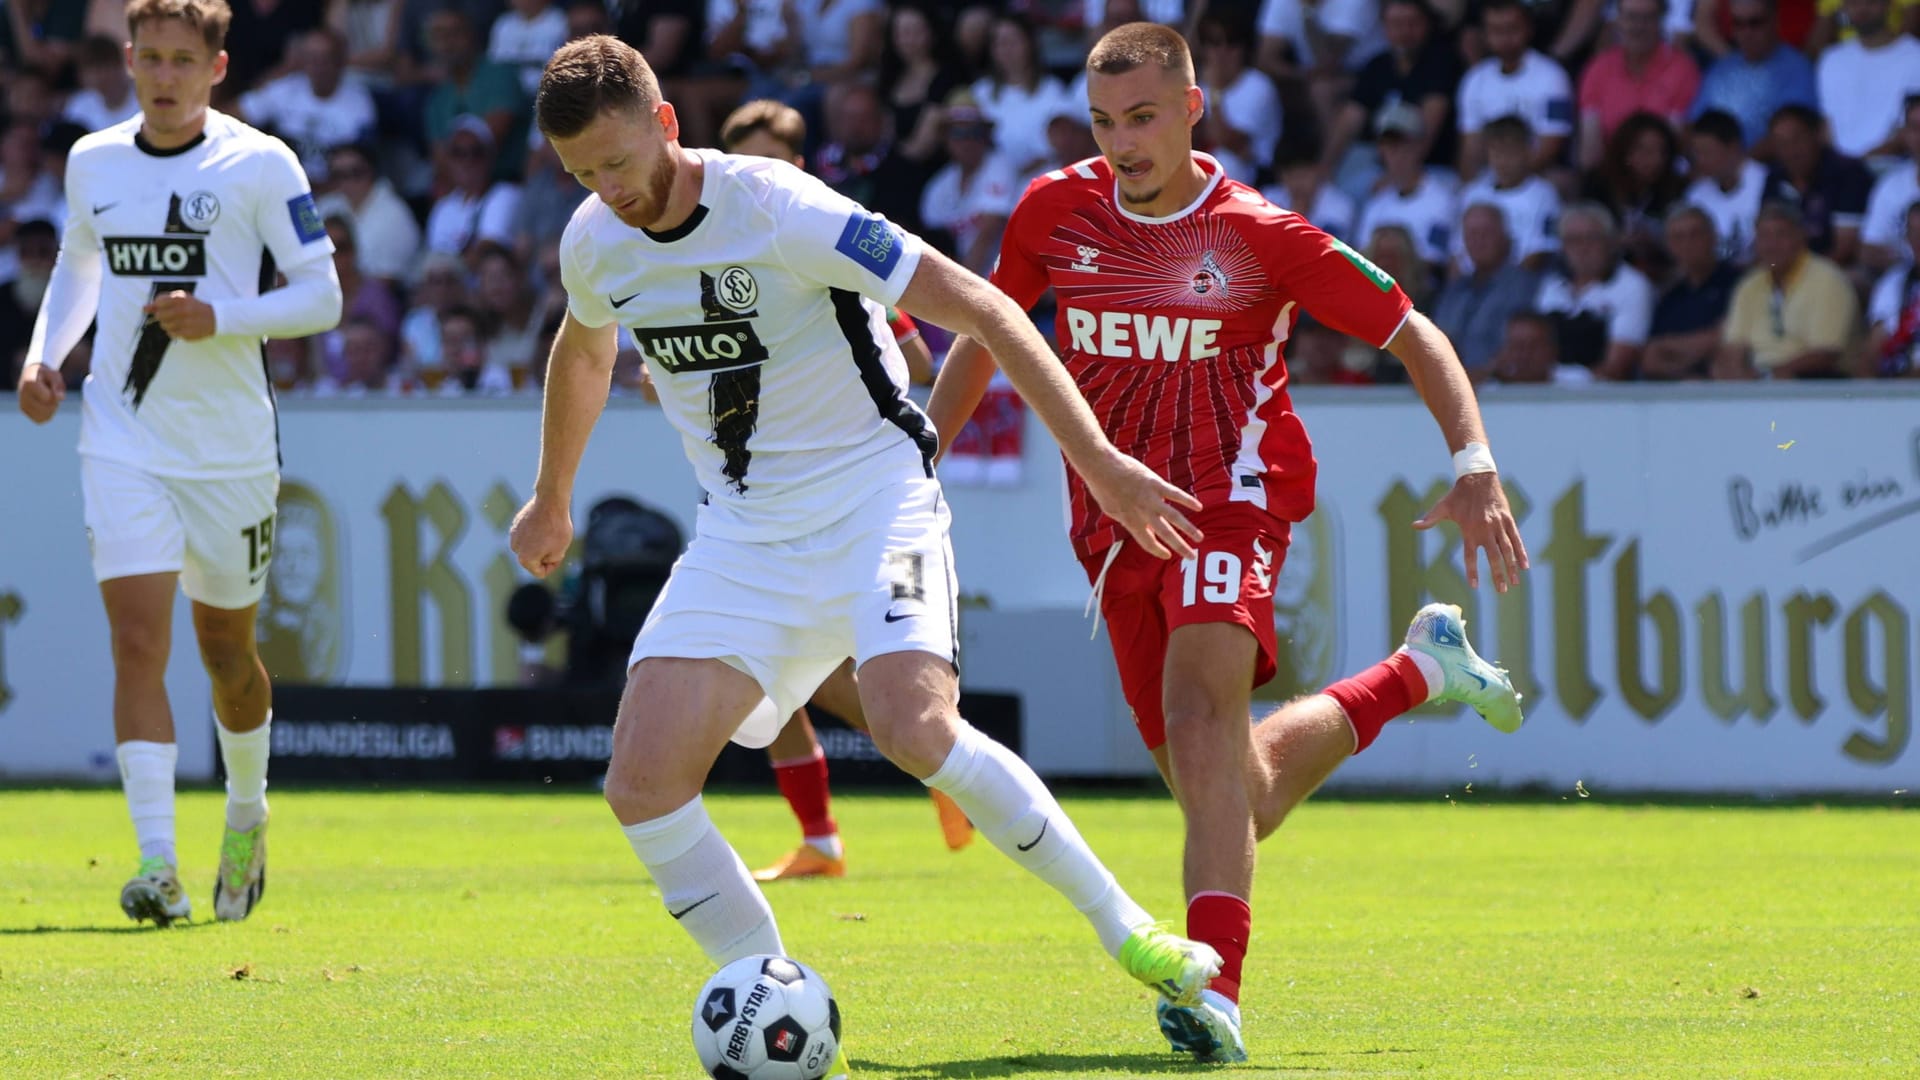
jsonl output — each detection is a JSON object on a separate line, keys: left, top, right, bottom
{"left": 1187, "top": 892, "right": 1251, "bottom": 1004}
{"left": 1323, "top": 651, "right": 1432, "bottom": 753}
{"left": 770, "top": 752, "right": 837, "bottom": 839}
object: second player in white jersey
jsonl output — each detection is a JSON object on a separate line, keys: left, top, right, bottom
{"left": 562, "top": 149, "right": 933, "bottom": 542}
{"left": 29, "top": 110, "right": 337, "bottom": 477}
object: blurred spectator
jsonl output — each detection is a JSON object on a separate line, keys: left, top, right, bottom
{"left": 330, "top": 0, "right": 410, "bottom": 82}
{"left": 512, "top": 133, "right": 584, "bottom": 276}
{"left": 1537, "top": 201, "right": 1656, "bottom": 379}
{"left": 1685, "top": 109, "right": 1766, "bottom": 263}
{"left": 317, "top": 142, "right": 423, "bottom": 283}
{"left": 880, "top": 4, "right": 965, "bottom": 164}
{"left": 1861, "top": 97, "right": 1920, "bottom": 273}
{"left": 1813, "top": 0, "right": 1920, "bottom": 160}
{"left": 1354, "top": 104, "right": 1458, "bottom": 268}
{"left": 489, "top": 0, "right": 567, "bottom": 95}
{"left": 971, "top": 15, "right": 1071, "bottom": 177}
{"left": 0, "top": 118, "right": 64, "bottom": 283}
{"left": 813, "top": 81, "right": 928, "bottom": 233}
{"left": 264, "top": 334, "right": 318, "bottom": 393}
{"left": 0, "top": 0, "right": 85, "bottom": 74}
{"left": 424, "top": 115, "right": 522, "bottom": 260}
{"left": 1456, "top": 0, "right": 1573, "bottom": 178}
{"left": 318, "top": 215, "right": 403, "bottom": 384}
{"left": 1689, "top": 0, "right": 1816, "bottom": 149}
{"left": 0, "top": 218, "right": 55, "bottom": 378}
{"left": 314, "top": 317, "right": 404, "bottom": 395}
{"left": 1714, "top": 200, "right": 1858, "bottom": 377}
{"left": 919, "top": 94, "right": 1020, "bottom": 274}
{"left": 240, "top": 29, "right": 378, "bottom": 181}
{"left": 1432, "top": 203, "right": 1544, "bottom": 375}
{"left": 953, "top": 5, "right": 997, "bottom": 83}
{"left": 400, "top": 252, "right": 470, "bottom": 382}
{"left": 1454, "top": 115, "right": 1561, "bottom": 272}
{"left": 1492, "top": 310, "right": 1592, "bottom": 384}
{"left": 1583, "top": 111, "right": 1687, "bottom": 276}
{"left": 1809, "top": 0, "right": 1920, "bottom": 50}
{"left": 439, "top": 303, "right": 512, "bottom": 393}
{"left": 1318, "top": 0, "right": 1458, "bottom": 200}
{"left": 1575, "top": 0, "right": 1699, "bottom": 170}
{"left": 1046, "top": 108, "right": 1101, "bottom": 169}
{"left": 3, "top": 66, "right": 59, "bottom": 133}
{"left": 1763, "top": 104, "right": 1870, "bottom": 266}
{"left": 476, "top": 245, "right": 544, "bottom": 389}
{"left": 1196, "top": 9, "right": 1283, "bottom": 185}
{"left": 1086, "top": 0, "right": 1187, "bottom": 27}
{"left": 423, "top": 7, "right": 528, "bottom": 179}
{"left": 1263, "top": 134, "right": 1358, "bottom": 239}
{"left": 63, "top": 34, "right": 141, "bottom": 132}
{"left": 225, "top": 0, "right": 327, "bottom": 92}
{"left": 1349, "top": 224, "right": 1433, "bottom": 379}
{"left": 1288, "top": 315, "right": 1375, "bottom": 384}
{"left": 793, "top": 0, "right": 886, "bottom": 90}
{"left": 1864, "top": 202, "right": 1920, "bottom": 376}
{"left": 1255, "top": 0, "right": 1389, "bottom": 124}
{"left": 1644, "top": 205, "right": 1740, "bottom": 378}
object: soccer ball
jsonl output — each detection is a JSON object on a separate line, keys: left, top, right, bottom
{"left": 691, "top": 954, "right": 841, "bottom": 1080}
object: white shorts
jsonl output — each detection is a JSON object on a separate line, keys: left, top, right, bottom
{"left": 81, "top": 457, "right": 280, "bottom": 610}
{"left": 629, "top": 477, "right": 959, "bottom": 748}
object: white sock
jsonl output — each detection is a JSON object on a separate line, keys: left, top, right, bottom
{"left": 622, "top": 796, "right": 784, "bottom": 965}
{"left": 1399, "top": 646, "right": 1446, "bottom": 701}
{"left": 924, "top": 724, "right": 1152, "bottom": 958}
{"left": 803, "top": 834, "right": 843, "bottom": 860}
{"left": 116, "top": 741, "right": 177, "bottom": 865}
{"left": 217, "top": 713, "right": 272, "bottom": 830}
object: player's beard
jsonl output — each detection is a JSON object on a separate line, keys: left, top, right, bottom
{"left": 613, "top": 152, "right": 679, "bottom": 229}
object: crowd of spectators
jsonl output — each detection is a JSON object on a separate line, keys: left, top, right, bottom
{"left": 3, "top": 0, "right": 1919, "bottom": 397}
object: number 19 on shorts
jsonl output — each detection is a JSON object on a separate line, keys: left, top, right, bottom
{"left": 1182, "top": 552, "right": 1243, "bottom": 606}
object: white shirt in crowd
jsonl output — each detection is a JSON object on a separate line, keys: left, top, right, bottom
{"left": 972, "top": 75, "right": 1074, "bottom": 176}
{"left": 1815, "top": 35, "right": 1920, "bottom": 159}
{"left": 1208, "top": 67, "right": 1284, "bottom": 185}
{"left": 707, "top": 0, "right": 788, "bottom": 55}
{"left": 1536, "top": 263, "right": 1655, "bottom": 346}
{"left": 1258, "top": 0, "right": 1388, "bottom": 72}
{"left": 1861, "top": 164, "right": 1920, "bottom": 254}
{"left": 1356, "top": 171, "right": 1460, "bottom": 264}
{"left": 425, "top": 183, "right": 523, "bottom": 258}
{"left": 1453, "top": 173, "right": 1562, "bottom": 268}
{"left": 920, "top": 151, "right": 1021, "bottom": 267}
{"left": 0, "top": 166, "right": 65, "bottom": 281}
{"left": 62, "top": 88, "right": 141, "bottom": 133}
{"left": 488, "top": 5, "right": 570, "bottom": 95}
{"left": 792, "top": 0, "right": 883, "bottom": 68}
{"left": 1085, "top": 0, "right": 1186, "bottom": 24}
{"left": 316, "top": 178, "right": 424, "bottom": 282}
{"left": 1457, "top": 49, "right": 1575, "bottom": 138}
{"left": 1868, "top": 262, "right": 1918, "bottom": 332}
{"left": 1685, "top": 158, "right": 1768, "bottom": 263}
{"left": 1260, "top": 182, "right": 1358, "bottom": 240}
{"left": 238, "top": 73, "right": 377, "bottom": 181}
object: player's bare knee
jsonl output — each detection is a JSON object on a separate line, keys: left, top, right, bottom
{"left": 107, "top": 619, "right": 170, "bottom": 677}
{"left": 863, "top": 702, "right": 955, "bottom": 780}
{"left": 603, "top": 761, "right": 699, "bottom": 824}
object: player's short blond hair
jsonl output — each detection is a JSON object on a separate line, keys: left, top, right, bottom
{"left": 125, "top": 0, "right": 232, "bottom": 54}
{"left": 720, "top": 100, "right": 807, "bottom": 159}
{"left": 537, "top": 34, "right": 661, "bottom": 139}
{"left": 1085, "top": 21, "right": 1195, "bottom": 86}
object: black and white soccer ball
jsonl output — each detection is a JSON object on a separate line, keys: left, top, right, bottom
{"left": 691, "top": 954, "right": 841, "bottom": 1080}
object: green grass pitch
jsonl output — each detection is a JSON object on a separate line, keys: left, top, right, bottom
{"left": 2, "top": 788, "right": 1914, "bottom": 1078}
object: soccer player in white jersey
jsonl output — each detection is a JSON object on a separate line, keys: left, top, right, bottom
{"left": 510, "top": 37, "right": 1221, "bottom": 1067}
{"left": 13, "top": 0, "right": 342, "bottom": 927}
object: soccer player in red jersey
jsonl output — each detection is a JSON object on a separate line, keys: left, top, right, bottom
{"left": 928, "top": 22, "right": 1530, "bottom": 1062}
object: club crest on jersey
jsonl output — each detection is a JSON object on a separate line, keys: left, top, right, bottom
{"left": 1190, "top": 251, "right": 1229, "bottom": 297}
{"left": 715, "top": 266, "right": 759, "bottom": 313}
{"left": 180, "top": 190, "right": 221, "bottom": 230}
{"left": 1070, "top": 245, "right": 1101, "bottom": 273}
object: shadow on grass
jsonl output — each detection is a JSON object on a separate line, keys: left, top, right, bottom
{"left": 854, "top": 1048, "right": 1432, "bottom": 1077}
{"left": 0, "top": 920, "right": 211, "bottom": 935}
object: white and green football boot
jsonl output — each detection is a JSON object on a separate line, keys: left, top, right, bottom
{"left": 1156, "top": 990, "right": 1247, "bottom": 1063}
{"left": 826, "top": 1044, "right": 851, "bottom": 1079}
{"left": 213, "top": 816, "right": 268, "bottom": 922}
{"left": 1403, "top": 602, "right": 1523, "bottom": 733}
{"left": 1118, "top": 925, "right": 1223, "bottom": 1007}
{"left": 120, "top": 855, "right": 192, "bottom": 927}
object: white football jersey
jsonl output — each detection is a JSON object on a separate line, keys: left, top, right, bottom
{"left": 563, "top": 150, "right": 935, "bottom": 542}
{"left": 63, "top": 111, "right": 334, "bottom": 477}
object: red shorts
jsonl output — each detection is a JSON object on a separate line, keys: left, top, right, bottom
{"left": 1079, "top": 503, "right": 1291, "bottom": 751}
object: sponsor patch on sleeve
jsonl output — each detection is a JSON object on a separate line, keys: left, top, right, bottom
{"left": 288, "top": 192, "right": 326, "bottom": 244}
{"left": 835, "top": 210, "right": 904, "bottom": 279}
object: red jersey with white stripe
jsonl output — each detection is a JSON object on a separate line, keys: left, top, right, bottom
{"left": 991, "top": 153, "right": 1413, "bottom": 558}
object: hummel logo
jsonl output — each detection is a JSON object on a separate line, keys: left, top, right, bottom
{"left": 883, "top": 610, "right": 912, "bottom": 623}
{"left": 1069, "top": 244, "right": 1101, "bottom": 273}
{"left": 669, "top": 892, "right": 719, "bottom": 920}
{"left": 1016, "top": 818, "right": 1049, "bottom": 852}
{"left": 610, "top": 292, "right": 641, "bottom": 309}
{"left": 92, "top": 201, "right": 120, "bottom": 216}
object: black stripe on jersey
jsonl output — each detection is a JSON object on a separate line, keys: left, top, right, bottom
{"left": 707, "top": 364, "right": 762, "bottom": 494}
{"left": 122, "top": 193, "right": 211, "bottom": 410}
{"left": 829, "top": 288, "right": 935, "bottom": 475}
{"left": 259, "top": 245, "right": 283, "bottom": 468}
{"left": 936, "top": 488, "right": 959, "bottom": 670}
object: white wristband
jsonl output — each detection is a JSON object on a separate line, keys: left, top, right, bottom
{"left": 1452, "top": 442, "right": 1497, "bottom": 480}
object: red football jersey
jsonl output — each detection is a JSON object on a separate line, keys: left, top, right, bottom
{"left": 991, "top": 153, "right": 1413, "bottom": 558}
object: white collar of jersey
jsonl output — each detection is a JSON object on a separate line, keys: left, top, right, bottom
{"left": 1112, "top": 152, "right": 1225, "bottom": 226}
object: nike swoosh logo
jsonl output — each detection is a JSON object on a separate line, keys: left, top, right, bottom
{"left": 610, "top": 292, "right": 640, "bottom": 309}
{"left": 669, "top": 892, "right": 719, "bottom": 920}
{"left": 1467, "top": 670, "right": 1490, "bottom": 690}
{"left": 249, "top": 569, "right": 269, "bottom": 586}
{"left": 1016, "top": 818, "right": 1049, "bottom": 852}
{"left": 93, "top": 202, "right": 119, "bottom": 216}
{"left": 883, "top": 611, "right": 912, "bottom": 623}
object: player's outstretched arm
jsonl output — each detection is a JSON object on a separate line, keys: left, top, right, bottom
{"left": 511, "top": 311, "right": 618, "bottom": 578}
{"left": 1387, "top": 310, "right": 1530, "bottom": 592}
{"left": 898, "top": 247, "right": 1203, "bottom": 559}
{"left": 924, "top": 334, "right": 998, "bottom": 462}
